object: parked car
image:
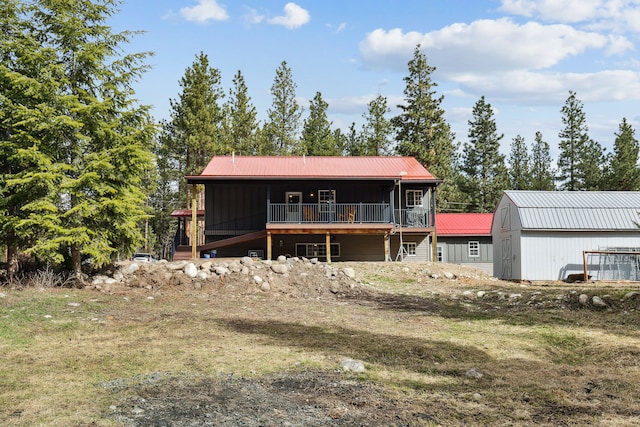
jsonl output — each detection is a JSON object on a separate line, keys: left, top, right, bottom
{"left": 131, "top": 253, "right": 157, "bottom": 263}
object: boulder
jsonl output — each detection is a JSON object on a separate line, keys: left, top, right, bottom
{"left": 183, "top": 263, "right": 198, "bottom": 278}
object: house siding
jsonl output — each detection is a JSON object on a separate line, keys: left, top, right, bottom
{"left": 438, "top": 236, "right": 493, "bottom": 275}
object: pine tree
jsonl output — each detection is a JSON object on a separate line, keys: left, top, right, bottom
{"left": 362, "top": 95, "right": 392, "bottom": 155}
{"left": 300, "top": 92, "right": 338, "bottom": 155}
{"left": 507, "top": 135, "right": 531, "bottom": 190}
{"left": 265, "top": 61, "right": 302, "bottom": 155}
{"left": 392, "top": 45, "right": 460, "bottom": 207}
{"left": 530, "top": 131, "right": 556, "bottom": 190}
{"left": 606, "top": 118, "right": 640, "bottom": 190}
{"left": 1, "top": 0, "right": 155, "bottom": 275}
{"left": 557, "top": 91, "right": 605, "bottom": 190}
{"left": 343, "top": 123, "right": 366, "bottom": 156}
{"left": 225, "top": 70, "right": 259, "bottom": 155}
{"left": 460, "top": 96, "right": 509, "bottom": 212}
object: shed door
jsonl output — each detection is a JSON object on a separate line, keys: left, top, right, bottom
{"left": 501, "top": 237, "right": 512, "bottom": 279}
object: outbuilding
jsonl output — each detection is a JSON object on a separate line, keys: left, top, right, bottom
{"left": 436, "top": 213, "right": 493, "bottom": 275}
{"left": 492, "top": 191, "right": 640, "bottom": 281}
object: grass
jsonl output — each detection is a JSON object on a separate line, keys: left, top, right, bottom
{"left": 1, "top": 270, "right": 640, "bottom": 426}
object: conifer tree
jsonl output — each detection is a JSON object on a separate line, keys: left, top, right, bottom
{"left": 557, "top": 91, "right": 605, "bottom": 190}
{"left": 1, "top": 0, "right": 155, "bottom": 275}
{"left": 460, "top": 96, "right": 509, "bottom": 212}
{"left": 300, "top": 92, "right": 338, "bottom": 155}
{"left": 265, "top": 61, "right": 302, "bottom": 155}
{"left": 605, "top": 118, "right": 640, "bottom": 190}
{"left": 507, "top": 135, "right": 531, "bottom": 190}
{"left": 392, "top": 45, "right": 460, "bottom": 207}
{"left": 225, "top": 70, "right": 259, "bottom": 155}
{"left": 343, "top": 123, "right": 366, "bottom": 156}
{"left": 530, "top": 131, "right": 556, "bottom": 190}
{"left": 362, "top": 95, "right": 392, "bottom": 155}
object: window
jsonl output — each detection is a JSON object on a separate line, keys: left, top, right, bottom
{"left": 468, "top": 241, "right": 480, "bottom": 258}
{"left": 402, "top": 242, "right": 417, "bottom": 256}
{"left": 318, "top": 190, "right": 336, "bottom": 213}
{"left": 406, "top": 190, "right": 423, "bottom": 207}
{"left": 436, "top": 245, "right": 444, "bottom": 262}
{"left": 296, "top": 243, "right": 340, "bottom": 258}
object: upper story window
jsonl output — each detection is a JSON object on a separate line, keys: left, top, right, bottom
{"left": 468, "top": 241, "right": 480, "bottom": 258}
{"left": 318, "top": 190, "right": 336, "bottom": 212}
{"left": 406, "top": 190, "right": 423, "bottom": 207}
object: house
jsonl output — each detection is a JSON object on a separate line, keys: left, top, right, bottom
{"left": 176, "top": 155, "right": 442, "bottom": 262}
{"left": 435, "top": 213, "right": 493, "bottom": 275}
{"left": 492, "top": 190, "right": 640, "bottom": 281}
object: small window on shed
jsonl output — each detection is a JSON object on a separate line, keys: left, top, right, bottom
{"left": 468, "top": 241, "right": 480, "bottom": 258}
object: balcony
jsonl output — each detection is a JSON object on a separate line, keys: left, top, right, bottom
{"left": 267, "top": 203, "right": 432, "bottom": 228}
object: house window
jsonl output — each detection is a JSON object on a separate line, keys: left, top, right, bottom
{"left": 296, "top": 243, "right": 340, "bottom": 258}
{"left": 402, "top": 242, "right": 417, "bottom": 256}
{"left": 468, "top": 241, "right": 480, "bottom": 258}
{"left": 318, "top": 190, "right": 336, "bottom": 213}
{"left": 406, "top": 190, "right": 423, "bottom": 207}
{"left": 436, "top": 245, "right": 444, "bottom": 262}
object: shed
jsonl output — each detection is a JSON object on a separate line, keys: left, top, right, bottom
{"left": 492, "top": 191, "right": 640, "bottom": 281}
{"left": 436, "top": 213, "right": 493, "bottom": 275}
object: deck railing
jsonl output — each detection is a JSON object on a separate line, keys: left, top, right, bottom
{"left": 268, "top": 203, "right": 391, "bottom": 224}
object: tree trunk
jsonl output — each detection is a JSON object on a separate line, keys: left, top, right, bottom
{"left": 71, "top": 244, "right": 83, "bottom": 283}
{"left": 7, "top": 242, "right": 18, "bottom": 277}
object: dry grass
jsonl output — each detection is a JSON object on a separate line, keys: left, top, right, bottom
{"left": 1, "top": 262, "right": 640, "bottom": 425}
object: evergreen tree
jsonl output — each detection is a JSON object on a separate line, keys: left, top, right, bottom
{"left": 605, "top": 118, "right": 640, "bottom": 190}
{"left": 343, "top": 123, "right": 366, "bottom": 156}
{"left": 225, "top": 70, "right": 259, "bottom": 155}
{"left": 530, "top": 131, "right": 556, "bottom": 190}
{"left": 1, "top": 0, "right": 155, "bottom": 275}
{"left": 507, "top": 135, "right": 531, "bottom": 190}
{"left": 265, "top": 61, "right": 302, "bottom": 155}
{"left": 557, "top": 91, "right": 605, "bottom": 190}
{"left": 300, "top": 92, "right": 339, "bottom": 155}
{"left": 460, "top": 96, "right": 509, "bottom": 212}
{"left": 392, "top": 45, "right": 460, "bottom": 207}
{"left": 362, "top": 95, "right": 392, "bottom": 155}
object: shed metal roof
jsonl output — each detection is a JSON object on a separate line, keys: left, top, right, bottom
{"left": 503, "top": 190, "right": 640, "bottom": 230}
{"left": 436, "top": 213, "right": 493, "bottom": 236}
{"left": 188, "top": 156, "right": 440, "bottom": 182}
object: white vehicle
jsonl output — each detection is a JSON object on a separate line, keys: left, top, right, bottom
{"left": 131, "top": 253, "right": 157, "bottom": 263}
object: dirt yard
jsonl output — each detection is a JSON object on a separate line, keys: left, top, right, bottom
{"left": 2, "top": 258, "right": 640, "bottom": 426}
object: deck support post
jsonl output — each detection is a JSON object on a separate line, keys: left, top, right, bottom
{"left": 191, "top": 188, "right": 197, "bottom": 259}
{"left": 431, "top": 231, "right": 438, "bottom": 262}
{"left": 384, "top": 232, "right": 391, "bottom": 261}
{"left": 266, "top": 232, "right": 272, "bottom": 261}
{"left": 325, "top": 232, "right": 332, "bottom": 263}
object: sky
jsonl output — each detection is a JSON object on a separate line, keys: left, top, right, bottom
{"left": 107, "top": 0, "right": 640, "bottom": 160}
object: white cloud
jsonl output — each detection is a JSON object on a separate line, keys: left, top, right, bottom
{"left": 336, "top": 22, "right": 347, "bottom": 33}
{"left": 180, "top": 0, "right": 228, "bottom": 23}
{"left": 359, "top": 18, "right": 630, "bottom": 74}
{"left": 267, "top": 2, "right": 310, "bottom": 29}
{"left": 243, "top": 7, "right": 265, "bottom": 25}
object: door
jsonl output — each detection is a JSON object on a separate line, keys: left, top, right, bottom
{"left": 286, "top": 192, "right": 302, "bottom": 222}
{"left": 501, "top": 237, "right": 512, "bottom": 279}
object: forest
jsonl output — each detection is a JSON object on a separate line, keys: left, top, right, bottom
{"left": 2, "top": 0, "right": 639, "bottom": 275}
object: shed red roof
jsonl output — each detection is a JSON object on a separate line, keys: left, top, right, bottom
{"left": 436, "top": 213, "right": 493, "bottom": 236}
{"left": 189, "top": 156, "right": 439, "bottom": 181}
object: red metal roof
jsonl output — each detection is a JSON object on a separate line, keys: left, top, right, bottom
{"left": 191, "top": 156, "right": 438, "bottom": 181}
{"left": 170, "top": 209, "right": 205, "bottom": 218}
{"left": 436, "top": 213, "right": 493, "bottom": 236}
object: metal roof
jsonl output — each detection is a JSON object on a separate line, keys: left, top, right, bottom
{"left": 503, "top": 191, "right": 640, "bottom": 230}
{"left": 436, "top": 213, "right": 493, "bottom": 236}
{"left": 188, "top": 156, "right": 439, "bottom": 182}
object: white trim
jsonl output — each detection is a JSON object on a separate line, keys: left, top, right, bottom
{"left": 406, "top": 189, "right": 423, "bottom": 207}
{"left": 468, "top": 240, "right": 480, "bottom": 258}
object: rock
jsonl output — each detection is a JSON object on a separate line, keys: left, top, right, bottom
{"left": 444, "top": 272, "right": 455, "bottom": 279}
{"left": 430, "top": 273, "right": 440, "bottom": 279}
{"left": 277, "top": 255, "right": 287, "bottom": 263}
{"left": 253, "top": 275, "right": 263, "bottom": 284}
{"left": 342, "top": 267, "right": 356, "bottom": 279}
{"left": 122, "top": 262, "right": 139, "bottom": 275}
{"left": 240, "top": 256, "right": 254, "bottom": 266}
{"left": 340, "top": 358, "right": 365, "bottom": 372}
{"left": 592, "top": 296, "right": 607, "bottom": 307}
{"left": 197, "top": 271, "right": 209, "bottom": 280}
{"left": 183, "top": 263, "right": 198, "bottom": 278}
{"left": 309, "top": 258, "right": 319, "bottom": 264}
{"left": 465, "top": 367, "right": 483, "bottom": 378}
{"left": 624, "top": 291, "right": 640, "bottom": 299}
{"left": 200, "top": 261, "right": 213, "bottom": 271}
{"left": 166, "top": 261, "right": 187, "bottom": 271}
{"left": 578, "top": 294, "right": 589, "bottom": 306}
{"left": 271, "top": 264, "right": 289, "bottom": 274}
{"left": 473, "top": 392, "right": 483, "bottom": 400}
{"left": 477, "top": 291, "right": 487, "bottom": 298}
{"left": 260, "top": 282, "right": 271, "bottom": 292}
{"left": 214, "top": 266, "right": 230, "bottom": 275}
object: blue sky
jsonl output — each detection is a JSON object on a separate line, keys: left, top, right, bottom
{"left": 108, "top": 0, "right": 640, "bottom": 160}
